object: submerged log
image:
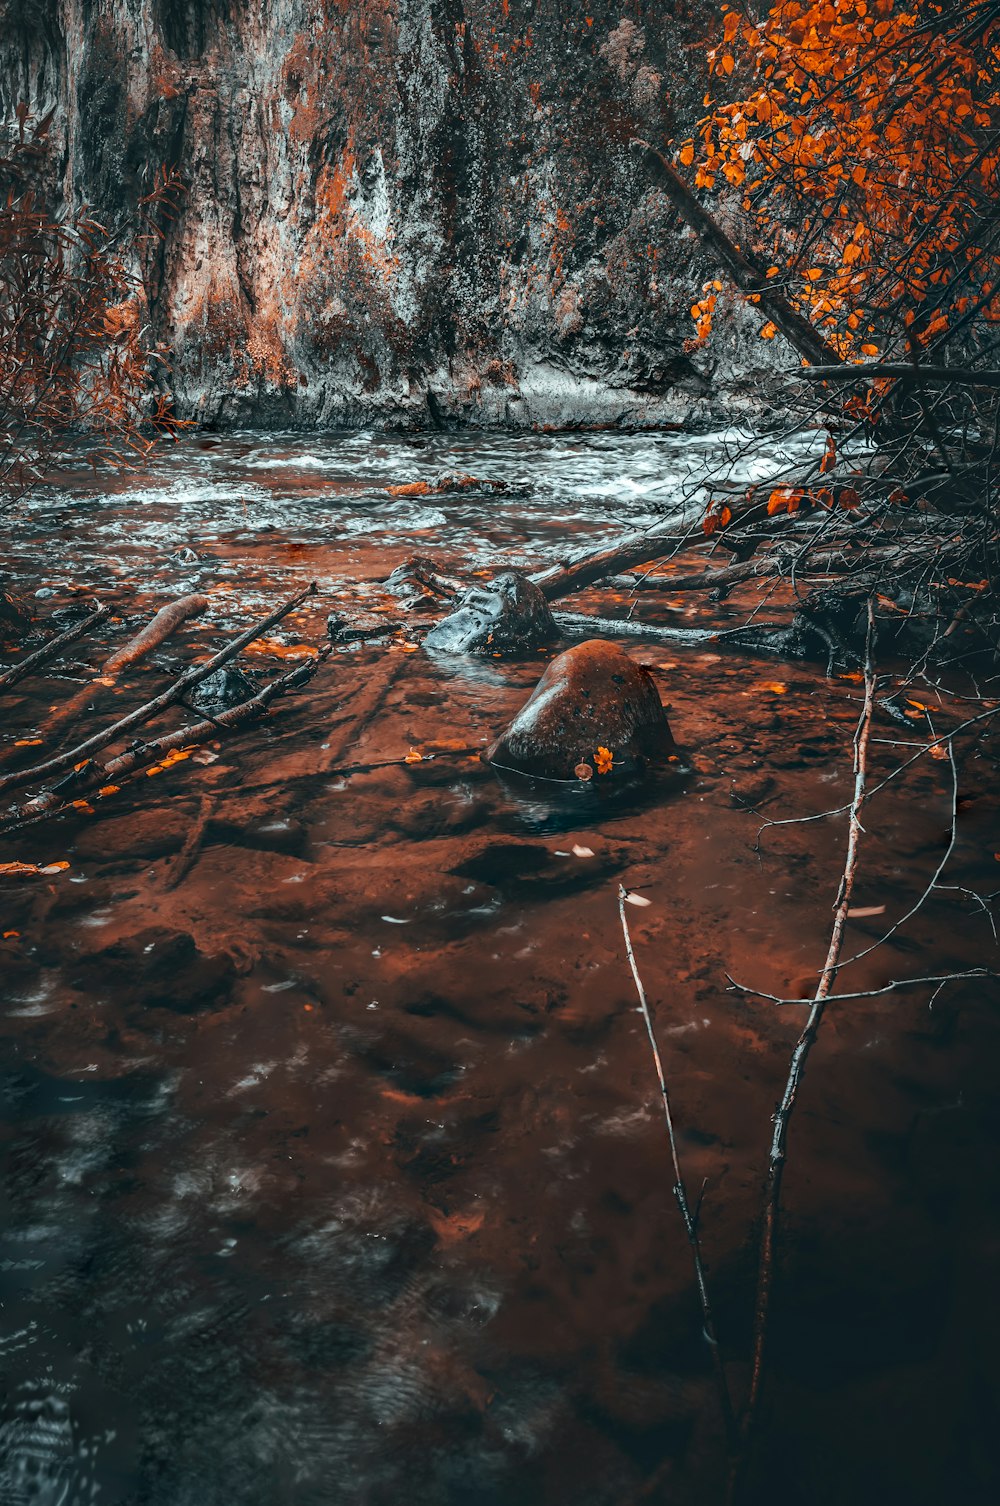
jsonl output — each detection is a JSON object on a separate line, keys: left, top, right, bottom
{"left": 103, "top": 592, "right": 208, "bottom": 673}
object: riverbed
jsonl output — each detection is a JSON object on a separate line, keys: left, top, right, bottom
{"left": 1, "top": 428, "right": 998, "bottom": 1506}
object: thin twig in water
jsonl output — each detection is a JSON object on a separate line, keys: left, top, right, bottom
{"left": 725, "top": 967, "right": 992, "bottom": 1006}
{"left": 733, "top": 599, "right": 878, "bottom": 1501}
{"left": 836, "top": 725, "right": 960, "bottom": 970}
{"left": 616, "top": 882, "right": 738, "bottom": 1454}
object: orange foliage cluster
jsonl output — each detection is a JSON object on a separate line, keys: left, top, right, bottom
{"left": 679, "top": 0, "right": 1000, "bottom": 358}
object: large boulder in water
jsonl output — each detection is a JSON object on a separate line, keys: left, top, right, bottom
{"left": 485, "top": 639, "right": 678, "bottom": 781}
{"left": 424, "top": 571, "right": 559, "bottom": 656}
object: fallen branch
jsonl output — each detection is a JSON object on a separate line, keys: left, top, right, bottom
{"left": 553, "top": 609, "right": 721, "bottom": 644}
{"left": 617, "top": 883, "right": 738, "bottom": 1454}
{"left": 631, "top": 140, "right": 842, "bottom": 368}
{"left": 0, "top": 583, "right": 316, "bottom": 798}
{"left": 0, "top": 604, "right": 110, "bottom": 692}
{"left": 530, "top": 516, "right": 702, "bottom": 601}
{"left": 1, "top": 641, "right": 332, "bottom": 831}
{"left": 102, "top": 592, "right": 208, "bottom": 673}
{"left": 733, "top": 600, "right": 878, "bottom": 1500}
{"left": 795, "top": 362, "right": 1000, "bottom": 389}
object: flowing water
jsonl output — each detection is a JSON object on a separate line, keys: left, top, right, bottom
{"left": 1, "top": 429, "right": 998, "bottom": 1506}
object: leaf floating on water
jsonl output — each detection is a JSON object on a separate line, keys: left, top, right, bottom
{"left": 574, "top": 762, "right": 593, "bottom": 781}
{"left": 13, "top": 738, "right": 43, "bottom": 746}
{"left": 404, "top": 749, "right": 423, "bottom": 764}
{"left": 572, "top": 844, "right": 595, "bottom": 858}
{"left": 39, "top": 861, "right": 71, "bottom": 875}
{"left": 623, "top": 891, "right": 652, "bottom": 908}
{"left": 594, "top": 746, "right": 614, "bottom": 775}
{"left": 98, "top": 784, "right": 120, "bottom": 796}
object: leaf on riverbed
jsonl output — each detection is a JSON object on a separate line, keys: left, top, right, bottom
{"left": 624, "top": 891, "right": 652, "bottom": 908}
{"left": 572, "top": 844, "right": 595, "bottom": 858}
{"left": 404, "top": 749, "right": 423, "bottom": 763}
{"left": 847, "top": 904, "right": 886, "bottom": 918}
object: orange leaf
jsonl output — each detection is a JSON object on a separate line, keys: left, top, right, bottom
{"left": 594, "top": 746, "right": 614, "bottom": 775}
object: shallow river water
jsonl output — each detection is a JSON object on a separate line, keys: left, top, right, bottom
{"left": 1, "top": 430, "right": 999, "bottom": 1506}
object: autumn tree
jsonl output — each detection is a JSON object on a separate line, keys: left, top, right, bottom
{"left": 627, "top": 0, "right": 1000, "bottom": 651}
{"left": 684, "top": 0, "right": 1000, "bottom": 372}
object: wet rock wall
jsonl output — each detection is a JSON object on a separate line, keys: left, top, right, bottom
{"left": 1, "top": 1, "right": 770, "bottom": 428}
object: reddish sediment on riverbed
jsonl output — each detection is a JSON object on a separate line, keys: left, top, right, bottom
{"left": 1, "top": 432, "right": 998, "bottom": 1505}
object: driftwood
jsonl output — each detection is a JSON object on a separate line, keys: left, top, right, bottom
{"left": 552, "top": 610, "right": 721, "bottom": 645}
{"left": 4, "top": 641, "right": 332, "bottom": 829}
{"left": 631, "top": 140, "right": 842, "bottom": 369}
{"left": 0, "top": 604, "right": 110, "bottom": 692}
{"left": 102, "top": 592, "right": 208, "bottom": 673}
{"left": 530, "top": 509, "right": 707, "bottom": 602}
{"left": 0, "top": 583, "right": 316, "bottom": 799}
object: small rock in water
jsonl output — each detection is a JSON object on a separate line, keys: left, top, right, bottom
{"left": 383, "top": 556, "right": 460, "bottom": 606}
{"left": 188, "top": 665, "right": 257, "bottom": 714}
{"left": 485, "top": 638, "right": 678, "bottom": 780}
{"left": 327, "top": 609, "right": 395, "bottom": 642}
{"left": 424, "top": 571, "right": 559, "bottom": 655}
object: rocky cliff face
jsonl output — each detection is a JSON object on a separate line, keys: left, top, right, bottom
{"left": 2, "top": 0, "right": 766, "bottom": 428}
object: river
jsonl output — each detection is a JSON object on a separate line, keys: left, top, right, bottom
{"left": 1, "top": 428, "right": 998, "bottom": 1506}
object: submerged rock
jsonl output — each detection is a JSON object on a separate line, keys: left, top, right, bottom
{"left": 485, "top": 639, "right": 678, "bottom": 780}
{"left": 70, "top": 927, "right": 235, "bottom": 1012}
{"left": 383, "top": 556, "right": 460, "bottom": 607}
{"left": 188, "top": 665, "right": 257, "bottom": 714}
{"left": 424, "top": 572, "right": 559, "bottom": 656}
